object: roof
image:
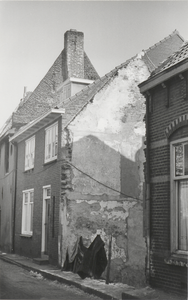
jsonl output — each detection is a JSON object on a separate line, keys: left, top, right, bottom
{"left": 1, "top": 30, "right": 185, "bottom": 141}
{"left": 57, "top": 31, "right": 185, "bottom": 129}
{"left": 58, "top": 60, "right": 132, "bottom": 129}
{"left": 0, "top": 41, "right": 100, "bottom": 138}
{"left": 12, "top": 50, "right": 100, "bottom": 126}
{"left": 10, "top": 108, "right": 65, "bottom": 143}
{"left": 151, "top": 41, "right": 188, "bottom": 76}
{"left": 142, "top": 30, "right": 184, "bottom": 72}
{"left": 139, "top": 42, "right": 188, "bottom": 92}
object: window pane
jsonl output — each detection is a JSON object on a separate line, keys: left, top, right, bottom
{"left": 185, "top": 143, "right": 188, "bottom": 175}
{"left": 175, "top": 144, "right": 184, "bottom": 176}
{"left": 24, "top": 203, "right": 28, "bottom": 232}
{"left": 178, "top": 180, "right": 188, "bottom": 251}
{"left": 24, "top": 193, "right": 28, "bottom": 203}
{"left": 47, "top": 188, "right": 51, "bottom": 197}
{"left": 30, "top": 203, "right": 33, "bottom": 232}
{"left": 30, "top": 191, "right": 33, "bottom": 203}
{"left": 45, "top": 124, "right": 57, "bottom": 161}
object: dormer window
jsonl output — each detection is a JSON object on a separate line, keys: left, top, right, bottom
{"left": 45, "top": 122, "right": 58, "bottom": 163}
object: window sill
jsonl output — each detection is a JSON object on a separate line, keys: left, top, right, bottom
{"left": 24, "top": 168, "right": 34, "bottom": 173}
{"left": 43, "top": 158, "right": 57, "bottom": 166}
{"left": 20, "top": 234, "right": 32, "bottom": 238}
{"left": 164, "top": 254, "right": 188, "bottom": 267}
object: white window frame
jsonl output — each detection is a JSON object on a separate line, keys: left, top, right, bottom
{"left": 41, "top": 185, "right": 51, "bottom": 253}
{"left": 25, "top": 136, "right": 35, "bottom": 171}
{"left": 21, "top": 189, "right": 34, "bottom": 236}
{"left": 170, "top": 137, "right": 188, "bottom": 256}
{"left": 45, "top": 122, "right": 58, "bottom": 163}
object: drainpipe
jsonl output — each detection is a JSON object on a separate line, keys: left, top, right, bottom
{"left": 145, "top": 92, "right": 151, "bottom": 283}
{"left": 12, "top": 141, "right": 18, "bottom": 253}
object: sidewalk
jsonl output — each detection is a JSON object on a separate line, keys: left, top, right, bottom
{"left": 0, "top": 252, "right": 185, "bottom": 300}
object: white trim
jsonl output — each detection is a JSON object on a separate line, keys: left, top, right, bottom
{"left": 41, "top": 185, "right": 51, "bottom": 253}
{"left": 44, "top": 122, "right": 58, "bottom": 163}
{"left": 10, "top": 108, "right": 65, "bottom": 142}
{"left": 22, "top": 188, "right": 34, "bottom": 194}
{"left": 25, "top": 135, "right": 35, "bottom": 171}
{"left": 21, "top": 188, "right": 34, "bottom": 236}
{"left": 57, "top": 77, "right": 94, "bottom": 92}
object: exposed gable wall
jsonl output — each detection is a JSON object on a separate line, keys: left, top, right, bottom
{"left": 60, "top": 56, "right": 150, "bottom": 286}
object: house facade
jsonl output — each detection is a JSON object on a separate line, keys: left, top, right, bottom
{"left": 139, "top": 42, "right": 188, "bottom": 296}
{"left": 9, "top": 31, "right": 185, "bottom": 287}
{"left": 0, "top": 29, "right": 99, "bottom": 254}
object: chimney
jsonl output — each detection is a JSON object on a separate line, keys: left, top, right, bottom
{"left": 64, "top": 29, "right": 84, "bottom": 79}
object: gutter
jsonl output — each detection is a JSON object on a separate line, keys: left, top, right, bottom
{"left": 10, "top": 108, "right": 65, "bottom": 143}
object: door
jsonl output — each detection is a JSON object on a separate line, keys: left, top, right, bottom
{"left": 42, "top": 186, "right": 51, "bottom": 256}
{"left": 44, "top": 199, "right": 50, "bottom": 254}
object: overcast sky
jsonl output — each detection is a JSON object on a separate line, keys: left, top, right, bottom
{"left": 0, "top": 1, "right": 188, "bottom": 130}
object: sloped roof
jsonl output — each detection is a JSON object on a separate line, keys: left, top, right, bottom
{"left": 10, "top": 58, "right": 132, "bottom": 142}
{"left": 139, "top": 41, "right": 188, "bottom": 92}
{"left": 151, "top": 41, "right": 188, "bottom": 76}
{"left": 142, "top": 30, "right": 184, "bottom": 72}
{"left": 58, "top": 60, "right": 133, "bottom": 128}
{"left": 57, "top": 31, "right": 185, "bottom": 129}
{"left": 12, "top": 50, "right": 100, "bottom": 126}
{"left": 1, "top": 30, "right": 185, "bottom": 140}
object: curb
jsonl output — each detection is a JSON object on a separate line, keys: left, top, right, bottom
{"left": 0, "top": 255, "right": 120, "bottom": 300}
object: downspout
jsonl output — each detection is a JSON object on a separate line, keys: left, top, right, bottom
{"left": 145, "top": 92, "right": 151, "bottom": 283}
{"left": 12, "top": 141, "right": 18, "bottom": 253}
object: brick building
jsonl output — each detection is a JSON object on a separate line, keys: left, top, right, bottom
{"left": 9, "top": 31, "right": 185, "bottom": 287}
{"left": 0, "top": 29, "right": 99, "bottom": 254}
{"left": 139, "top": 42, "right": 188, "bottom": 296}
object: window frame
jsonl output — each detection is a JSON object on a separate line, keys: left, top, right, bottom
{"left": 21, "top": 189, "right": 34, "bottom": 236}
{"left": 25, "top": 135, "right": 35, "bottom": 171}
{"left": 44, "top": 122, "right": 58, "bottom": 163}
{"left": 170, "top": 137, "right": 188, "bottom": 256}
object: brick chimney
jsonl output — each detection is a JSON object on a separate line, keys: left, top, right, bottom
{"left": 64, "top": 29, "right": 84, "bottom": 79}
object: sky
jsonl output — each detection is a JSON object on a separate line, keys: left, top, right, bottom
{"left": 0, "top": 1, "right": 188, "bottom": 130}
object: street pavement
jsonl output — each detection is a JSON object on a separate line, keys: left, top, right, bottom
{"left": 0, "top": 252, "right": 186, "bottom": 300}
{"left": 0, "top": 259, "right": 101, "bottom": 299}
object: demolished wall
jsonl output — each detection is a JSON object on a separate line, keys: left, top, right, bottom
{"left": 60, "top": 56, "right": 150, "bottom": 287}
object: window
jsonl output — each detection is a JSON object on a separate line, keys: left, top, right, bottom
{"left": 45, "top": 123, "right": 58, "bottom": 163}
{"left": 25, "top": 136, "right": 35, "bottom": 170}
{"left": 22, "top": 189, "right": 34, "bottom": 235}
{"left": 171, "top": 138, "right": 188, "bottom": 254}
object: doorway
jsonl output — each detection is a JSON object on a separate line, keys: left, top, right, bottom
{"left": 42, "top": 186, "right": 51, "bottom": 256}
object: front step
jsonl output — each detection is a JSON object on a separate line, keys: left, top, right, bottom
{"left": 33, "top": 257, "right": 49, "bottom": 265}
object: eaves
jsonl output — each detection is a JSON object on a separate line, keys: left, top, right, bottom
{"left": 139, "top": 58, "right": 188, "bottom": 93}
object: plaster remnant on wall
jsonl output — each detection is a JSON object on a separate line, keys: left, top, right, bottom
{"left": 134, "top": 122, "right": 145, "bottom": 136}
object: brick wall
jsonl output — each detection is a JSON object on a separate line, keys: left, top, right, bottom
{"left": 15, "top": 117, "right": 63, "bottom": 265}
{"left": 147, "top": 75, "right": 188, "bottom": 295}
{"left": 64, "top": 30, "right": 84, "bottom": 79}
